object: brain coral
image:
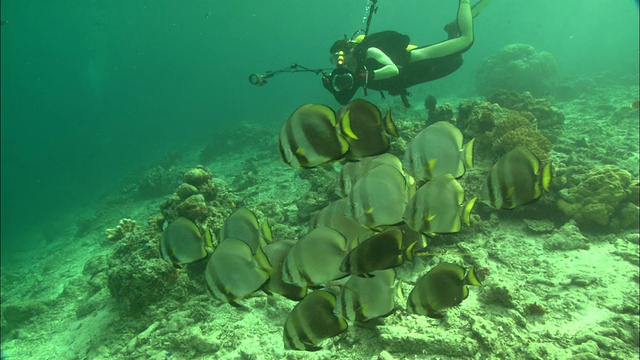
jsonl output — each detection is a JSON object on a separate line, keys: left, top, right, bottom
{"left": 557, "top": 165, "right": 638, "bottom": 229}
{"left": 476, "top": 44, "right": 557, "bottom": 96}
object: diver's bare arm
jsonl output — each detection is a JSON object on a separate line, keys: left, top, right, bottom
{"left": 409, "top": 0, "right": 473, "bottom": 62}
{"left": 367, "top": 47, "right": 400, "bottom": 80}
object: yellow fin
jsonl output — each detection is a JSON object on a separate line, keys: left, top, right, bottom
{"left": 463, "top": 138, "right": 475, "bottom": 168}
{"left": 425, "top": 213, "right": 437, "bottom": 222}
{"left": 465, "top": 266, "right": 483, "bottom": 286}
{"left": 540, "top": 163, "right": 552, "bottom": 191}
{"left": 341, "top": 110, "right": 359, "bottom": 140}
{"left": 406, "top": 44, "right": 418, "bottom": 51}
{"left": 364, "top": 207, "right": 374, "bottom": 215}
{"left": 295, "top": 147, "right": 305, "bottom": 156}
{"left": 462, "top": 197, "right": 477, "bottom": 227}
{"left": 383, "top": 109, "right": 399, "bottom": 137}
{"left": 427, "top": 159, "right": 437, "bottom": 169}
{"left": 403, "top": 241, "right": 417, "bottom": 262}
{"left": 461, "top": 285, "right": 470, "bottom": 300}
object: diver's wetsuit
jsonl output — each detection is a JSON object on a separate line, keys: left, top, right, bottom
{"left": 325, "top": 0, "right": 474, "bottom": 106}
{"left": 360, "top": 31, "right": 465, "bottom": 97}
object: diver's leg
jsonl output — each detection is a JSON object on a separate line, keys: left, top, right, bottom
{"left": 410, "top": 0, "right": 473, "bottom": 62}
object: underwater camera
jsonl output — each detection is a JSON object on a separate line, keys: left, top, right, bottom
{"left": 330, "top": 67, "right": 355, "bottom": 92}
{"left": 249, "top": 73, "right": 268, "bottom": 86}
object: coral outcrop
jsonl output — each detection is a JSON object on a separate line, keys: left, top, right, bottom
{"left": 106, "top": 224, "right": 190, "bottom": 314}
{"left": 426, "top": 103, "right": 456, "bottom": 126}
{"left": 105, "top": 165, "right": 241, "bottom": 315}
{"left": 476, "top": 44, "right": 557, "bottom": 96}
{"left": 160, "top": 166, "right": 238, "bottom": 233}
{"left": 457, "top": 100, "right": 552, "bottom": 163}
{"left": 486, "top": 91, "right": 565, "bottom": 130}
{"left": 557, "top": 165, "right": 639, "bottom": 229}
{"left": 105, "top": 218, "right": 138, "bottom": 242}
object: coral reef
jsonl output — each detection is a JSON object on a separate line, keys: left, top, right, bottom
{"left": 543, "top": 220, "right": 590, "bottom": 251}
{"left": 135, "top": 165, "right": 182, "bottom": 199}
{"left": 489, "top": 114, "right": 552, "bottom": 163}
{"left": 103, "top": 166, "right": 241, "bottom": 316}
{"left": 106, "top": 224, "right": 191, "bottom": 314}
{"left": 457, "top": 100, "right": 552, "bottom": 163}
{"left": 457, "top": 100, "right": 501, "bottom": 139}
{"left": 183, "top": 167, "right": 212, "bottom": 187}
{"left": 426, "top": 103, "right": 456, "bottom": 126}
{"left": 160, "top": 166, "right": 238, "bottom": 233}
{"left": 487, "top": 90, "right": 565, "bottom": 130}
{"left": 557, "top": 165, "right": 638, "bottom": 229}
{"left": 476, "top": 44, "right": 557, "bottom": 96}
{"left": 294, "top": 167, "right": 339, "bottom": 224}
{"left": 523, "top": 218, "right": 555, "bottom": 233}
{"left": 105, "top": 218, "right": 138, "bottom": 242}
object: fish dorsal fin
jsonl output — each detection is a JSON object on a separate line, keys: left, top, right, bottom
{"left": 296, "top": 147, "right": 305, "bottom": 156}
{"left": 383, "top": 109, "right": 399, "bottom": 138}
{"left": 427, "top": 159, "right": 437, "bottom": 170}
{"left": 341, "top": 110, "right": 359, "bottom": 140}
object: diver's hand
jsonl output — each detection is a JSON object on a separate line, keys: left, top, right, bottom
{"left": 358, "top": 69, "right": 374, "bottom": 85}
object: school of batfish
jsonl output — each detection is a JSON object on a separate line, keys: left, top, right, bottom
{"left": 158, "top": 98, "right": 552, "bottom": 351}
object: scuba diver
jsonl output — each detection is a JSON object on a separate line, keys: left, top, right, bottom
{"left": 249, "top": 0, "right": 486, "bottom": 107}
{"left": 323, "top": 0, "right": 480, "bottom": 107}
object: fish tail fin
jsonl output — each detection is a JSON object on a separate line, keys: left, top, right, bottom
{"left": 463, "top": 138, "right": 475, "bottom": 168}
{"left": 540, "top": 163, "right": 553, "bottom": 192}
{"left": 383, "top": 109, "right": 400, "bottom": 137}
{"left": 461, "top": 197, "right": 477, "bottom": 227}
{"left": 465, "top": 266, "right": 483, "bottom": 286}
